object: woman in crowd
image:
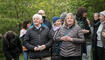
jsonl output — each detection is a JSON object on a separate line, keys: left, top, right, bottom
{"left": 3, "top": 31, "right": 22, "bottom": 60}
{"left": 54, "top": 13, "right": 84, "bottom": 60}
{"left": 91, "top": 13, "right": 100, "bottom": 60}
{"left": 20, "top": 20, "right": 31, "bottom": 60}
{"left": 50, "top": 16, "right": 62, "bottom": 60}
{"left": 75, "top": 7, "right": 91, "bottom": 60}
{"left": 60, "top": 12, "right": 67, "bottom": 25}
{"left": 96, "top": 11, "right": 105, "bottom": 60}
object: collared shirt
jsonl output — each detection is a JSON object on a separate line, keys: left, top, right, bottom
{"left": 97, "top": 21, "right": 105, "bottom": 47}
{"left": 35, "top": 24, "right": 41, "bottom": 29}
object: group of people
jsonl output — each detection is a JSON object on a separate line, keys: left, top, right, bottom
{"left": 2, "top": 7, "right": 105, "bottom": 60}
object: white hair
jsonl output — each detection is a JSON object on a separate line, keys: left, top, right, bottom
{"left": 32, "top": 14, "right": 42, "bottom": 20}
{"left": 100, "top": 11, "right": 105, "bottom": 17}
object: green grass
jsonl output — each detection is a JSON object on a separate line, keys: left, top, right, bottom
{"left": 19, "top": 54, "right": 24, "bottom": 60}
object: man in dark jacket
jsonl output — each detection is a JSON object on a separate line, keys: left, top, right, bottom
{"left": 38, "top": 10, "right": 52, "bottom": 30}
{"left": 23, "top": 14, "right": 53, "bottom": 60}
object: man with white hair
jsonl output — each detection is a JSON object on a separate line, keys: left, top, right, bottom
{"left": 23, "top": 14, "right": 53, "bottom": 60}
{"left": 38, "top": 10, "right": 52, "bottom": 30}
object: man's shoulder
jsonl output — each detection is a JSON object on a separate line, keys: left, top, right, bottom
{"left": 42, "top": 26, "right": 49, "bottom": 31}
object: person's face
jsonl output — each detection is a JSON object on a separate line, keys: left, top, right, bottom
{"left": 66, "top": 15, "right": 74, "bottom": 25}
{"left": 94, "top": 14, "right": 99, "bottom": 20}
{"left": 54, "top": 20, "right": 61, "bottom": 27}
{"left": 27, "top": 23, "right": 31, "bottom": 29}
{"left": 38, "top": 11, "right": 45, "bottom": 16}
{"left": 83, "top": 12, "right": 87, "bottom": 17}
{"left": 99, "top": 14, "right": 105, "bottom": 22}
{"left": 33, "top": 17, "right": 41, "bottom": 26}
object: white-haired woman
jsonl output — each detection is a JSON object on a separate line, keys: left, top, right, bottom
{"left": 96, "top": 11, "right": 105, "bottom": 60}
{"left": 54, "top": 13, "right": 85, "bottom": 60}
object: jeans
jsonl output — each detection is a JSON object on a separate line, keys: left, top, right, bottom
{"left": 23, "top": 51, "right": 28, "bottom": 60}
{"left": 82, "top": 43, "right": 92, "bottom": 60}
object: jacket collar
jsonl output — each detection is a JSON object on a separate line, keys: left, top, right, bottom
{"left": 32, "top": 25, "right": 45, "bottom": 31}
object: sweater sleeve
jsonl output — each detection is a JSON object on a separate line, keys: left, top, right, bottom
{"left": 45, "top": 31, "right": 53, "bottom": 49}
{"left": 72, "top": 27, "right": 85, "bottom": 43}
{"left": 23, "top": 30, "right": 35, "bottom": 51}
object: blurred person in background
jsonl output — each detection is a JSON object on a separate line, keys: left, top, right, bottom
{"left": 75, "top": 7, "right": 91, "bottom": 60}
{"left": 91, "top": 13, "right": 100, "bottom": 60}
{"left": 20, "top": 20, "right": 31, "bottom": 60}
{"left": 38, "top": 10, "right": 52, "bottom": 30}
{"left": 96, "top": 11, "right": 105, "bottom": 60}
{"left": 3, "top": 31, "right": 22, "bottom": 60}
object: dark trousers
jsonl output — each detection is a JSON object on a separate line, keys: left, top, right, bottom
{"left": 5, "top": 55, "right": 19, "bottom": 60}
{"left": 61, "top": 56, "right": 81, "bottom": 60}
{"left": 51, "top": 55, "right": 61, "bottom": 60}
{"left": 96, "top": 46, "right": 104, "bottom": 60}
{"left": 92, "top": 49, "right": 97, "bottom": 60}
{"left": 92, "top": 46, "right": 97, "bottom": 60}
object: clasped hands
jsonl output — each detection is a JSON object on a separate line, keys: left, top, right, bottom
{"left": 60, "top": 36, "right": 72, "bottom": 41}
{"left": 34, "top": 45, "right": 46, "bottom": 51}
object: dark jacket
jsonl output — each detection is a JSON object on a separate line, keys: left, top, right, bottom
{"left": 50, "top": 28, "right": 60, "bottom": 56}
{"left": 43, "top": 19, "right": 52, "bottom": 30}
{"left": 75, "top": 16, "right": 91, "bottom": 54}
{"left": 2, "top": 36, "right": 22, "bottom": 59}
{"left": 23, "top": 25, "right": 53, "bottom": 59}
{"left": 76, "top": 16, "right": 91, "bottom": 39}
{"left": 91, "top": 19, "right": 100, "bottom": 49}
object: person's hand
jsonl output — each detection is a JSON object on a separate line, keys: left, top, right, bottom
{"left": 60, "top": 36, "right": 72, "bottom": 41}
{"left": 66, "top": 36, "right": 72, "bottom": 41}
{"left": 82, "top": 29, "right": 89, "bottom": 34}
{"left": 102, "top": 32, "right": 105, "bottom": 37}
{"left": 12, "top": 58, "right": 14, "bottom": 60}
{"left": 34, "top": 47, "right": 39, "bottom": 51}
{"left": 60, "top": 36, "right": 67, "bottom": 40}
{"left": 40, "top": 45, "right": 46, "bottom": 51}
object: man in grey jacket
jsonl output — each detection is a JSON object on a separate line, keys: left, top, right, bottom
{"left": 23, "top": 14, "right": 53, "bottom": 60}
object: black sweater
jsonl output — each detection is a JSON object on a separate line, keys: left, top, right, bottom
{"left": 2, "top": 36, "right": 22, "bottom": 59}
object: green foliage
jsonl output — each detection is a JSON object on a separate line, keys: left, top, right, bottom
{"left": 0, "top": 18, "right": 20, "bottom": 34}
{"left": 0, "top": 0, "right": 105, "bottom": 34}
